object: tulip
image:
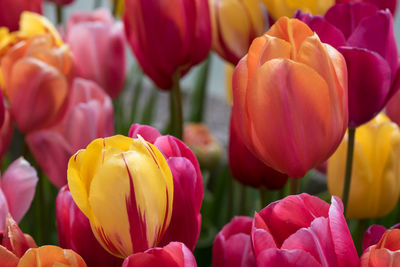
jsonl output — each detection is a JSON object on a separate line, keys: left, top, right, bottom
{"left": 336, "top": 0, "right": 397, "bottom": 14}
{"left": 252, "top": 193, "right": 359, "bottom": 267}
{"left": 262, "top": 0, "right": 334, "bottom": 21}
{"left": 212, "top": 216, "right": 256, "bottom": 267}
{"left": 26, "top": 78, "right": 114, "bottom": 188}
{"left": 123, "top": 0, "right": 211, "bottom": 89}
{"left": 232, "top": 17, "right": 348, "bottom": 177}
{"left": 386, "top": 89, "right": 400, "bottom": 127}
{"left": 183, "top": 123, "right": 222, "bottom": 170}
{"left": 0, "top": 158, "right": 38, "bottom": 230}
{"left": 46, "top": 0, "right": 74, "bottom": 5}
{"left": 129, "top": 124, "right": 203, "bottom": 251}
{"left": 0, "top": 0, "right": 42, "bottom": 31}
{"left": 360, "top": 229, "right": 400, "bottom": 267}
{"left": 209, "top": 0, "right": 266, "bottom": 65}
{"left": 229, "top": 115, "right": 288, "bottom": 189}
{"left": 122, "top": 242, "right": 197, "bottom": 267}
{"left": 1, "top": 14, "right": 73, "bottom": 133}
{"left": 296, "top": 3, "right": 399, "bottom": 127}
{"left": 0, "top": 92, "right": 5, "bottom": 128}
{"left": 225, "top": 63, "right": 234, "bottom": 105}
{"left": 362, "top": 224, "right": 400, "bottom": 251}
{"left": 17, "top": 245, "right": 87, "bottom": 267}
{"left": 327, "top": 113, "right": 400, "bottom": 219}
{"left": 56, "top": 186, "right": 123, "bottom": 267}
{"left": 68, "top": 135, "right": 174, "bottom": 258}
{"left": 0, "top": 108, "right": 13, "bottom": 160}
{"left": 66, "top": 9, "right": 127, "bottom": 98}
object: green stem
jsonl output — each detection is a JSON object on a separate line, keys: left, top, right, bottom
{"left": 190, "top": 57, "right": 210, "bottom": 122}
{"left": 169, "top": 73, "right": 183, "bottom": 139}
{"left": 343, "top": 128, "right": 356, "bottom": 217}
{"left": 56, "top": 4, "right": 63, "bottom": 25}
{"left": 259, "top": 188, "right": 269, "bottom": 208}
{"left": 355, "top": 219, "right": 368, "bottom": 256}
{"left": 239, "top": 184, "right": 247, "bottom": 215}
{"left": 289, "top": 178, "right": 300, "bottom": 195}
{"left": 112, "top": 0, "right": 121, "bottom": 17}
{"left": 227, "top": 177, "right": 234, "bottom": 221}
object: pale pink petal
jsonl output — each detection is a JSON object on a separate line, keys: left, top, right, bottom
{"left": 0, "top": 189, "right": 9, "bottom": 230}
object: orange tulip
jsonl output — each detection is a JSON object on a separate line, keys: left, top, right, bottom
{"left": 232, "top": 17, "right": 348, "bottom": 177}
{"left": 17, "top": 246, "right": 87, "bottom": 267}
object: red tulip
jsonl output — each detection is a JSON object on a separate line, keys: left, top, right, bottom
{"left": 123, "top": 0, "right": 211, "bottom": 89}
{"left": 26, "top": 78, "right": 114, "bottom": 188}
{"left": 66, "top": 9, "right": 127, "bottom": 98}
{"left": 129, "top": 124, "right": 203, "bottom": 250}
{"left": 361, "top": 229, "right": 400, "bottom": 266}
{"left": 212, "top": 216, "right": 256, "bottom": 267}
{"left": 252, "top": 193, "right": 359, "bottom": 267}
{"left": 0, "top": 0, "right": 42, "bottom": 31}
{"left": 336, "top": 0, "right": 397, "bottom": 14}
{"left": 56, "top": 186, "right": 123, "bottom": 267}
{"left": 122, "top": 242, "right": 197, "bottom": 267}
{"left": 229, "top": 115, "right": 288, "bottom": 189}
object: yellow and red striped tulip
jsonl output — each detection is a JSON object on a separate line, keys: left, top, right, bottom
{"left": 67, "top": 135, "right": 174, "bottom": 258}
{"left": 232, "top": 17, "right": 348, "bottom": 177}
{"left": 328, "top": 113, "right": 400, "bottom": 219}
{"left": 262, "top": 0, "right": 334, "bottom": 20}
{"left": 209, "top": 0, "right": 266, "bottom": 64}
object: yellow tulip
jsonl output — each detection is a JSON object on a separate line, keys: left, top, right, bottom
{"left": 225, "top": 63, "right": 234, "bottom": 105}
{"left": 67, "top": 135, "right": 174, "bottom": 258}
{"left": 262, "top": 0, "right": 334, "bottom": 20}
{"left": 328, "top": 113, "right": 400, "bottom": 219}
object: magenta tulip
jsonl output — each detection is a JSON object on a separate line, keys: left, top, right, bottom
{"left": 229, "top": 115, "right": 288, "bottom": 189}
{"left": 56, "top": 186, "right": 123, "bottom": 267}
{"left": 252, "top": 194, "right": 359, "bottom": 267}
{"left": 66, "top": 8, "right": 126, "bottom": 98}
{"left": 123, "top": 0, "right": 211, "bottom": 90}
{"left": 212, "top": 216, "right": 256, "bottom": 267}
{"left": 129, "top": 124, "right": 203, "bottom": 250}
{"left": 122, "top": 242, "right": 197, "bottom": 267}
{"left": 26, "top": 78, "right": 114, "bottom": 188}
{"left": 0, "top": 158, "right": 38, "bottom": 230}
{"left": 296, "top": 3, "right": 399, "bottom": 127}
{"left": 385, "top": 89, "right": 400, "bottom": 126}
{"left": 363, "top": 224, "right": 400, "bottom": 251}
{"left": 46, "top": 0, "right": 74, "bottom": 5}
{"left": 0, "top": 0, "right": 42, "bottom": 31}
{"left": 336, "top": 0, "right": 397, "bottom": 14}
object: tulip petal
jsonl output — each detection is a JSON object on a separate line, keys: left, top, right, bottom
{"left": 0, "top": 189, "right": 9, "bottom": 230}
{"left": 256, "top": 248, "right": 321, "bottom": 267}
{"left": 0, "top": 245, "right": 19, "bottom": 267}
{"left": 129, "top": 124, "right": 162, "bottom": 144}
{"left": 363, "top": 225, "right": 387, "bottom": 251}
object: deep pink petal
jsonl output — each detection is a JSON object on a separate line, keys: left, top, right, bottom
{"left": 256, "top": 248, "right": 321, "bottom": 267}
{"left": 251, "top": 212, "right": 278, "bottom": 257}
{"left": 363, "top": 225, "right": 387, "bottom": 251}
{"left": 129, "top": 124, "right": 162, "bottom": 144}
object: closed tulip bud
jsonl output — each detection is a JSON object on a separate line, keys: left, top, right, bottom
{"left": 68, "top": 135, "right": 174, "bottom": 258}
{"left": 0, "top": 0, "right": 42, "bottom": 31}
{"left": 57, "top": 186, "right": 123, "bottom": 267}
{"left": 123, "top": 0, "right": 211, "bottom": 90}
{"left": 232, "top": 17, "right": 348, "bottom": 177}
{"left": 328, "top": 113, "right": 400, "bottom": 219}
{"left": 122, "top": 242, "right": 197, "bottom": 267}
{"left": 336, "top": 0, "right": 397, "bottom": 14}
{"left": 129, "top": 124, "right": 203, "bottom": 251}
{"left": 262, "top": 0, "right": 334, "bottom": 20}
{"left": 361, "top": 229, "right": 400, "bottom": 267}
{"left": 66, "top": 9, "right": 127, "bottom": 98}
{"left": 212, "top": 216, "right": 256, "bottom": 267}
{"left": 296, "top": 3, "right": 399, "bottom": 127}
{"left": 252, "top": 194, "right": 359, "bottom": 267}
{"left": 26, "top": 78, "right": 114, "bottom": 188}
{"left": 209, "top": 0, "right": 266, "bottom": 65}
{"left": 229, "top": 115, "right": 288, "bottom": 189}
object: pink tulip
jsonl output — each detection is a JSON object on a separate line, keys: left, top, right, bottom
{"left": 66, "top": 8, "right": 127, "bottom": 98}
{"left": 252, "top": 193, "right": 359, "bottom": 267}
{"left": 336, "top": 0, "right": 397, "bottom": 14}
{"left": 56, "top": 186, "right": 123, "bottom": 267}
{"left": 0, "top": 158, "right": 38, "bottom": 230}
{"left": 26, "top": 78, "right": 114, "bottom": 188}
{"left": 212, "top": 216, "right": 256, "bottom": 267}
{"left": 0, "top": 0, "right": 42, "bottom": 31}
{"left": 122, "top": 242, "right": 197, "bottom": 267}
{"left": 0, "top": 108, "right": 13, "bottom": 160}
{"left": 129, "top": 124, "right": 203, "bottom": 251}
{"left": 385, "top": 87, "right": 400, "bottom": 126}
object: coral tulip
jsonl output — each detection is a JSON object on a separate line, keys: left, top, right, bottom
{"left": 232, "top": 16, "right": 348, "bottom": 177}
{"left": 336, "top": 0, "right": 397, "bottom": 14}
{"left": 66, "top": 9, "right": 126, "bottom": 98}
{"left": 212, "top": 216, "right": 256, "bottom": 267}
{"left": 123, "top": 0, "right": 211, "bottom": 89}
{"left": 0, "top": 0, "right": 42, "bottom": 31}
{"left": 360, "top": 229, "right": 400, "bottom": 267}
{"left": 252, "top": 193, "right": 359, "bottom": 267}
{"left": 262, "top": 0, "right": 334, "bottom": 20}
{"left": 209, "top": 0, "right": 266, "bottom": 64}
{"left": 229, "top": 115, "right": 288, "bottom": 189}
{"left": 327, "top": 113, "right": 400, "bottom": 218}
{"left": 296, "top": 3, "right": 399, "bottom": 127}
{"left": 0, "top": 158, "right": 38, "bottom": 229}
{"left": 56, "top": 186, "right": 123, "bottom": 267}
{"left": 17, "top": 245, "right": 87, "bottom": 267}
{"left": 68, "top": 135, "right": 174, "bottom": 258}
{"left": 122, "top": 242, "right": 197, "bottom": 267}
{"left": 26, "top": 78, "right": 114, "bottom": 188}
{"left": 129, "top": 124, "right": 203, "bottom": 251}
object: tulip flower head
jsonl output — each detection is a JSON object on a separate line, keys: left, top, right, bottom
{"left": 336, "top": 0, "right": 397, "bottom": 14}
{"left": 68, "top": 135, "right": 174, "bottom": 258}
{"left": 328, "top": 113, "right": 400, "bottom": 219}
{"left": 0, "top": 0, "right": 42, "bottom": 31}
{"left": 232, "top": 16, "right": 348, "bottom": 177}
{"left": 262, "top": 0, "right": 334, "bottom": 20}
